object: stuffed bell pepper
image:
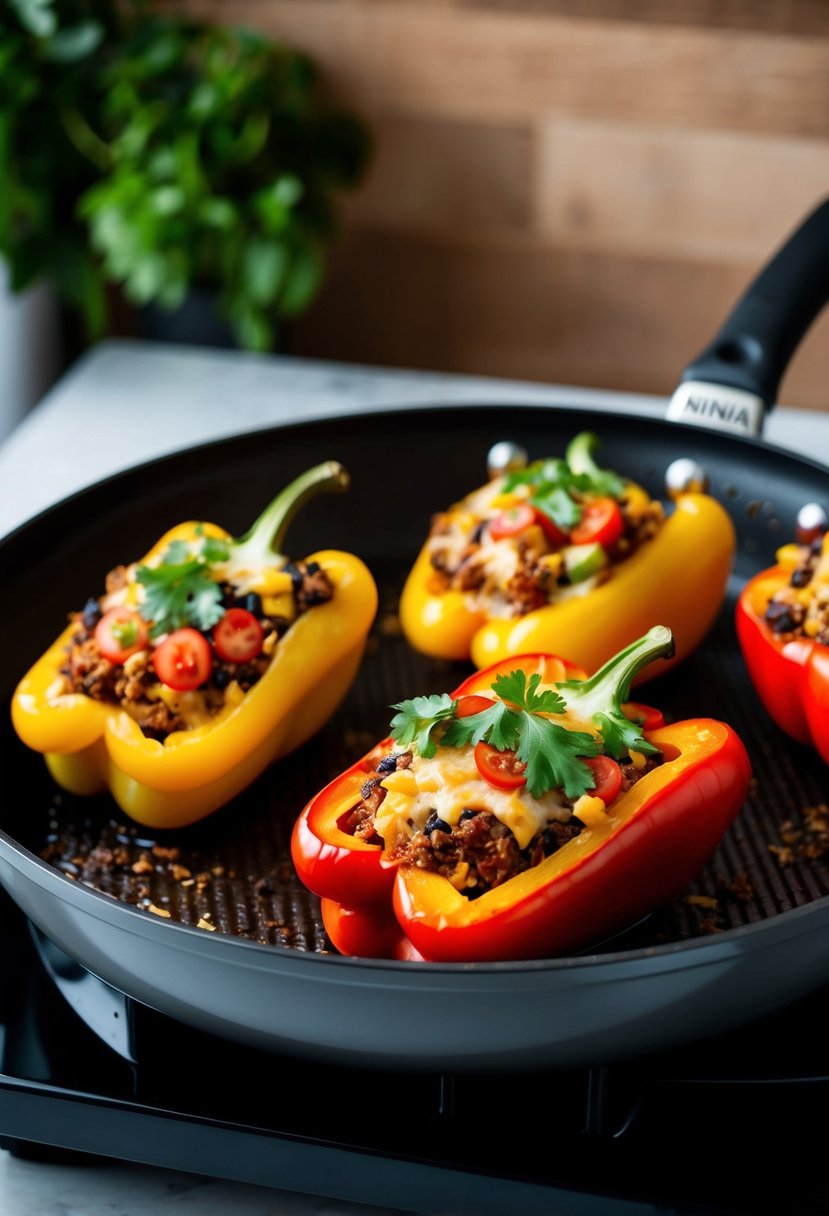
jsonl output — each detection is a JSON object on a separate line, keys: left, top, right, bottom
{"left": 291, "top": 626, "right": 751, "bottom": 962}
{"left": 12, "top": 462, "right": 378, "bottom": 829}
{"left": 736, "top": 525, "right": 829, "bottom": 760}
{"left": 399, "top": 432, "right": 735, "bottom": 679}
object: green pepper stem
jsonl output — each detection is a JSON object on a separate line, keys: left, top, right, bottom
{"left": 558, "top": 626, "right": 675, "bottom": 720}
{"left": 565, "top": 431, "right": 602, "bottom": 478}
{"left": 231, "top": 461, "right": 349, "bottom": 567}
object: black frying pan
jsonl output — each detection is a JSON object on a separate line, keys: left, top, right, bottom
{"left": 2, "top": 203, "right": 829, "bottom": 1074}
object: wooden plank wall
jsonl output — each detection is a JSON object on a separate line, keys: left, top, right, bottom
{"left": 185, "top": 0, "right": 829, "bottom": 409}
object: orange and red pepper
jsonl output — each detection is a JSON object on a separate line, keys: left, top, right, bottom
{"left": 291, "top": 632, "right": 751, "bottom": 963}
{"left": 736, "top": 549, "right": 829, "bottom": 759}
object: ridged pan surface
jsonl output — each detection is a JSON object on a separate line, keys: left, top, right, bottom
{"left": 1, "top": 405, "right": 829, "bottom": 1071}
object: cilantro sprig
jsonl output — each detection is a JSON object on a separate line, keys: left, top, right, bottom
{"left": 445, "top": 670, "right": 600, "bottom": 799}
{"left": 388, "top": 627, "right": 675, "bottom": 801}
{"left": 136, "top": 537, "right": 227, "bottom": 637}
{"left": 133, "top": 462, "right": 349, "bottom": 637}
{"left": 389, "top": 694, "right": 457, "bottom": 759}
{"left": 502, "top": 432, "right": 625, "bottom": 530}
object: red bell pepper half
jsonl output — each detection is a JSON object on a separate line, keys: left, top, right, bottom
{"left": 291, "top": 635, "right": 751, "bottom": 962}
{"left": 736, "top": 564, "right": 829, "bottom": 758}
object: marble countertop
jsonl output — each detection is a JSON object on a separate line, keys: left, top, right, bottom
{"left": 0, "top": 339, "right": 826, "bottom": 1216}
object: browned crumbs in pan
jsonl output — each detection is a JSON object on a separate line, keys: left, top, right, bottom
{"left": 770, "top": 804, "right": 829, "bottom": 866}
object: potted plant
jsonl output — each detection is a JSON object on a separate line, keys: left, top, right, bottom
{"left": 0, "top": 1, "right": 371, "bottom": 354}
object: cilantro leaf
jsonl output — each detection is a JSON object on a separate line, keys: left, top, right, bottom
{"left": 530, "top": 486, "right": 582, "bottom": 531}
{"left": 163, "top": 539, "right": 192, "bottom": 565}
{"left": 490, "top": 669, "right": 566, "bottom": 715}
{"left": 201, "top": 534, "right": 230, "bottom": 564}
{"left": 592, "top": 711, "right": 659, "bottom": 761}
{"left": 135, "top": 544, "right": 225, "bottom": 637}
{"left": 390, "top": 694, "right": 457, "bottom": 759}
{"left": 502, "top": 435, "right": 626, "bottom": 516}
{"left": 442, "top": 700, "right": 522, "bottom": 751}
{"left": 514, "top": 714, "right": 600, "bottom": 799}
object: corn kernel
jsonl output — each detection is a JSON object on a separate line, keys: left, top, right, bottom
{"left": 538, "top": 553, "right": 563, "bottom": 578}
{"left": 572, "top": 794, "right": 607, "bottom": 828}
{"left": 449, "top": 861, "right": 470, "bottom": 891}
{"left": 263, "top": 592, "right": 296, "bottom": 621}
{"left": 489, "top": 493, "right": 520, "bottom": 510}
{"left": 622, "top": 483, "right": 651, "bottom": 518}
{"left": 381, "top": 771, "right": 418, "bottom": 797}
{"left": 775, "top": 543, "right": 803, "bottom": 569}
{"left": 629, "top": 750, "right": 647, "bottom": 770}
{"left": 224, "top": 680, "right": 245, "bottom": 708}
{"left": 251, "top": 569, "right": 294, "bottom": 596}
{"left": 805, "top": 619, "right": 822, "bottom": 638}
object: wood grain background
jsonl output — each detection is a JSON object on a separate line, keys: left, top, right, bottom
{"left": 186, "top": 0, "right": 829, "bottom": 409}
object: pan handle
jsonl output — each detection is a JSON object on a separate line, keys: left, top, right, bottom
{"left": 667, "top": 197, "right": 829, "bottom": 437}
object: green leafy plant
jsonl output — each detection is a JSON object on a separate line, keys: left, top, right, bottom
{"left": 0, "top": 1, "right": 371, "bottom": 351}
{"left": 0, "top": 0, "right": 116, "bottom": 333}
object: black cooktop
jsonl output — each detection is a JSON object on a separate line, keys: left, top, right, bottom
{"left": 0, "top": 887, "right": 827, "bottom": 1216}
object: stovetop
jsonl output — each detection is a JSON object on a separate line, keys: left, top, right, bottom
{"left": 0, "top": 886, "right": 828, "bottom": 1216}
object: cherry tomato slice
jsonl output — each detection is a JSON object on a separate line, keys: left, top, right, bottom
{"left": 489, "top": 503, "right": 536, "bottom": 540}
{"left": 570, "top": 497, "right": 625, "bottom": 547}
{"left": 622, "top": 701, "right": 665, "bottom": 732}
{"left": 456, "top": 694, "right": 495, "bottom": 718}
{"left": 213, "top": 608, "right": 264, "bottom": 663}
{"left": 153, "top": 628, "right": 213, "bottom": 691}
{"left": 94, "top": 607, "right": 149, "bottom": 665}
{"left": 583, "top": 755, "right": 623, "bottom": 806}
{"left": 474, "top": 741, "right": 527, "bottom": 790}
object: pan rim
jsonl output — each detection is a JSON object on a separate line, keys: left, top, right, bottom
{"left": 2, "top": 400, "right": 826, "bottom": 976}
{"left": 3, "top": 821, "right": 829, "bottom": 976}
{"left": 2, "top": 398, "right": 828, "bottom": 552}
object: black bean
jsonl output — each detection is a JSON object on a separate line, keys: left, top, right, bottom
{"left": 425, "top": 813, "right": 450, "bottom": 835}
{"left": 212, "top": 668, "right": 231, "bottom": 690}
{"left": 791, "top": 568, "right": 813, "bottom": 588}
{"left": 360, "top": 777, "right": 380, "bottom": 799}
{"left": 765, "top": 600, "right": 802, "bottom": 633}
{"left": 283, "top": 562, "right": 303, "bottom": 592}
{"left": 459, "top": 809, "right": 478, "bottom": 823}
{"left": 81, "top": 598, "right": 102, "bottom": 630}
{"left": 376, "top": 754, "right": 399, "bottom": 775}
{"left": 305, "top": 561, "right": 321, "bottom": 575}
{"left": 244, "top": 592, "right": 263, "bottom": 616}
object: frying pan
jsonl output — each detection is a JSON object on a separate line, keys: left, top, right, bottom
{"left": 2, "top": 203, "right": 829, "bottom": 1075}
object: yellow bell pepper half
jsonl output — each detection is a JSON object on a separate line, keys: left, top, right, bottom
{"left": 11, "top": 463, "right": 378, "bottom": 829}
{"left": 399, "top": 491, "right": 735, "bottom": 682}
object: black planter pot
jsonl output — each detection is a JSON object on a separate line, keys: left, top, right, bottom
{"left": 137, "top": 289, "right": 237, "bottom": 349}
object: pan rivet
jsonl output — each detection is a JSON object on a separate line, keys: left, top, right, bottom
{"left": 796, "top": 502, "right": 828, "bottom": 544}
{"left": 487, "top": 441, "right": 528, "bottom": 480}
{"left": 665, "top": 458, "right": 709, "bottom": 498}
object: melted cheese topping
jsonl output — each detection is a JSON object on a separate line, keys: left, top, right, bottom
{"left": 376, "top": 747, "right": 573, "bottom": 850}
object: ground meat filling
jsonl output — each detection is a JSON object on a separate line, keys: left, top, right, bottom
{"left": 344, "top": 750, "right": 662, "bottom": 898}
{"left": 60, "top": 560, "right": 334, "bottom": 739}
{"left": 428, "top": 491, "right": 664, "bottom": 616}
{"left": 764, "top": 538, "right": 829, "bottom": 644}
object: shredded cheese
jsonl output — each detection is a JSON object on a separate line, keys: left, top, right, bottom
{"left": 377, "top": 749, "right": 572, "bottom": 850}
